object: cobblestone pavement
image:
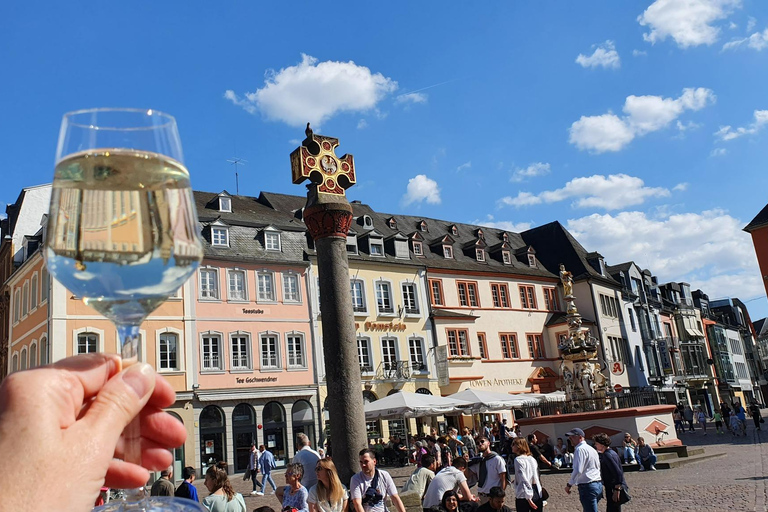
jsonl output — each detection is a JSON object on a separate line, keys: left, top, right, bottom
{"left": 193, "top": 416, "right": 768, "bottom": 512}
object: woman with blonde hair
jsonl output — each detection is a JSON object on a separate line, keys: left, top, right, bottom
{"left": 203, "top": 461, "right": 247, "bottom": 512}
{"left": 510, "top": 438, "right": 543, "bottom": 512}
{"left": 308, "top": 458, "right": 348, "bottom": 512}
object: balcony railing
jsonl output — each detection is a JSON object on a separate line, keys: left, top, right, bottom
{"left": 377, "top": 360, "right": 413, "bottom": 380}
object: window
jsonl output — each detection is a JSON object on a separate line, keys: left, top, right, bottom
{"left": 228, "top": 270, "right": 247, "bottom": 301}
{"left": 346, "top": 235, "right": 359, "bottom": 255}
{"left": 409, "top": 337, "right": 426, "bottom": 371}
{"left": 40, "top": 268, "right": 49, "bottom": 303}
{"left": 30, "top": 274, "right": 38, "bottom": 309}
{"left": 457, "top": 282, "right": 479, "bottom": 308}
{"left": 200, "top": 269, "right": 219, "bottom": 299}
{"left": 528, "top": 254, "right": 536, "bottom": 267}
{"left": 159, "top": 333, "right": 179, "bottom": 371}
{"left": 491, "top": 283, "right": 510, "bottom": 308}
{"left": 447, "top": 329, "right": 470, "bottom": 356}
{"left": 13, "top": 290, "right": 20, "bottom": 323}
{"left": 628, "top": 309, "right": 637, "bottom": 332}
{"left": 231, "top": 334, "right": 251, "bottom": 370}
{"left": 544, "top": 288, "right": 558, "bottom": 311}
{"left": 363, "top": 215, "right": 373, "bottom": 228}
{"left": 419, "top": 221, "right": 428, "bottom": 232}
{"left": 22, "top": 282, "right": 29, "bottom": 317}
{"left": 287, "top": 334, "right": 306, "bottom": 368}
{"left": 478, "top": 332, "right": 488, "bottom": 360}
{"left": 607, "top": 336, "right": 630, "bottom": 364}
{"left": 502, "top": 251, "right": 511, "bottom": 264}
{"left": 257, "top": 271, "right": 276, "bottom": 301}
{"left": 20, "top": 348, "right": 27, "bottom": 371}
{"left": 357, "top": 337, "right": 373, "bottom": 372}
{"left": 519, "top": 285, "right": 537, "bottom": 309}
{"left": 202, "top": 334, "right": 223, "bottom": 371}
{"left": 477, "top": 229, "right": 484, "bottom": 240}
{"left": 476, "top": 249, "right": 485, "bottom": 262}
{"left": 443, "top": 245, "right": 453, "bottom": 259}
{"left": 351, "top": 280, "right": 367, "bottom": 312}
{"left": 413, "top": 242, "right": 423, "bottom": 256}
{"left": 212, "top": 227, "right": 229, "bottom": 247}
{"left": 600, "top": 294, "right": 619, "bottom": 318}
{"left": 29, "top": 343, "right": 37, "bottom": 368}
{"left": 77, "top": 332, "right": 98, "bottom": 354}
{"left": 219, "top": 196, "right": 231, "bottom": 212}
{"left": 260, "top": 334, "right": 280, "bottom": 369}
{"left": 40, "top": 335, "right": 49, "bottom": 366}
{"left": 429, "top": 279, "right": 444, "bottom": 306}
{"left": 381, "top": 337, "right": 398, "bottom": 367}
{"left": 369, "top": 238, "right": 384, "bottom": 256}
{"left": 283, "top": 273, "right": 301, "bottom": 303}
{"left": 500, "top": 333, "right": 519, "bottom": 359}
{"left": 394, "top": 239, "right": 409, "bottom": 258}
{"left": 451, "top": 225, "right": 459, "bottom": 236}
{"left": 265, "top": 232, "right": 281, "bottom": 251}
{"left": 402, "top": 283, "right": 419, "bottom": 315}
{"left": 375, "top": 282, "right": 394, "bottom": 314}
{"left": 526, "top": 334, "right": 545, "bottom": 359}
{"left": 11, "top": 353, "right": 18, "bottom": 373}
{"left": 388, "top": 218, "right": 397, "bottom": 229}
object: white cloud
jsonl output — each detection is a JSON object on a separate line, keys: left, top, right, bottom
{"left": 224, "top": 54, "right": 398, "bottom": 127}
{"left": 673, "top": 182, "right": 689, "bottom": 191}
{"left": 288, "top": 138, "right": 301, "bottom": 146}
{"left": 474, "top": 215, "right": 532, "bottom": 233}
{"left": 357, "top": 119, "right": 368, "bottom": 130}
{"left": 729, "top": 21, "right": 738, "bottom": 30}
{"left": 569, "top": 88, "right": 716, "bottom": 153}
{"left": 499, "top": 174, "right": 670, "bottom": 210}
{"left": 576, "top": 40, "right": 621, "bottom": 69}
{"left": 715, "top": 109, "right": 768, "bottom": 141}
{"left": 510, "top": 162, "right": 551, "bottom": 182}
{"left": 457, "top": 161, "right": 472, "bottom": 173}
{"left": 676, "top": 120, "right": 702, "bottom": 132}
{"left": 395, "top": 92, "right": 428, "bottom": 105}
{"left": 401, "top": 175, "right": 441, "bottom": 207}
{"left": 710, "top": 147, "right": 728, "bottom": 156}
{"left": 632, "top": 49, "right": 648, "bottom": 56}
{"left": 566, "top": 208, "right": 764, "bottom": 303}
{"left": 747, "top": 16, "right": 757, "bottom": 32}
{"left": 722, "top": 27, "right": 768, "bottom": 51}
{"left": 638, "top": 0, "right": 741, "bottom": 48}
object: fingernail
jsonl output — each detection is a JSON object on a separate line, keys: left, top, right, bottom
{"left": 122, "top": 363, "right": 154, "bottom": 397}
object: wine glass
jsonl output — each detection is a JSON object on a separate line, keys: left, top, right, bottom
{"left": 45, "top": 108, "right": 205, "bottom": 511}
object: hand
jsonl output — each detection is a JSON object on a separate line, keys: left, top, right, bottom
{"left": 565, "top": 484, "right": 572, "bottom": 494}
{"left": 527, "top": 498, "right": 538, "bottom": 510}
{"left": 0, "top": 354, "right": 186, "bottom": 512}
{"left": 613, "top": 489, "right": 621, "bottom": 503}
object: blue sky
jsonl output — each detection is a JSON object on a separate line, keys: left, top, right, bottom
{"left": 3, "top": 1, "right": 768, "bottom": 320}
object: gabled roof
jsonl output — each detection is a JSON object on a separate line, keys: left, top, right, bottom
{"left": 754, "top": 318, "right": 768, "bottom": 337}
{"left": 744, "top": 202, "right": 768, "bottom": 232}
{"left": 195, "top": 191, "right": 305, "bottom": 232}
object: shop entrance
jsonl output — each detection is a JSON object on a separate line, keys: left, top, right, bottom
{"left": 292, "top": 400, "right": 316, "bottom": 450}
{"left": 263, "top": 401, "right": 287, "bottom": 467}
{"left": 232, "top": 403, "right": 257, "bottom": 473}
{"left": 200, "top": 406, "right": 226, "bottom": 475}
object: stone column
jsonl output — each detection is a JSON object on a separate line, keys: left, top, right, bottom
{"left": 303, "top": 185, "right": 367, "bottom": 485}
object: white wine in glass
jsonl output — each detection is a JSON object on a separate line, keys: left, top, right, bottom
{"left": 45, "top": 109, "right": 205, "bottom": 512}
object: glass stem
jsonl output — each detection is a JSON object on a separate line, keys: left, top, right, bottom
{"left": 116, "top": 323, "right": 148, "bottom": 504}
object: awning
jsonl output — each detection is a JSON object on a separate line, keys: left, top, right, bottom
{"left": 364, "top": 391, "right": 474, "bottom": 420}
{"left": 685, "top": 327, "right": 705, "bottom": 338}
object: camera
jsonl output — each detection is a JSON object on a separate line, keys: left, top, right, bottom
{"left": 362, "top": 487, "right": 383, "bottom": 505}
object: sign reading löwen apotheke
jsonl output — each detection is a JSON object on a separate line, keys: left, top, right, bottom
{"left": 469, "top": 378, "right": 524, "bottom": 388}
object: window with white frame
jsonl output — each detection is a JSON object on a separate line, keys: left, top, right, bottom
{"left": 22, "top": 282, "right": 29, "bottom": 317}
{"left": 212, "top": 226, "right": 229, "bottom": 247}
{"left": 375, "top": 281, "right": 394, "bottom": 314}
{"left": 283, "top": 273, "right": 301, "bottom": 303}
{"left": 13, "top": 289, "right": 20, "bottom": 323}
{"left": 369, "top": 238, "right": 384, "bottom": 256}
{"left": 381, "top": 337, "right": 398, "bottom": 367}
{"left": 200, "top": 268, "right": 219, "bottom": 299}
{"left": 218, "top": 196, "right": 231, "bottom": 212}
{"left": 401, "top": 283, "right": 419, "bottom": 315}
{"left": 413, "top": 241, "right": 423, "bottom": 256}
{"left": 502, "top": 251, "right": 511, "bottom": 264}
{"left": 357, "top": 337, "right": 373, "bottom": 372}
{"left": 29, "top": 343, "right": 37, "bottom": 368}
{"left": 231, "top": 333, "right": 251, "bottom": 370}
{"left": 257, "top": 271, "right": 276, "bottom": 301}
{"left": 346, "top": 235, "right": 358, "bottom": 255}
{"left": 265, "top": 231, "right": 281, "bottom": 251}
{"left": 260, "top": 334, "right": 280, "bottom": 369}
{"left": 476, "top": 249, "right": 485, "bottom": 262}
{"left": 40, "top": 268, "right": 49, "bottom": 302}
{"left": 228, "top": 270, "right": 247, "bottom": 301}
{"left": 30, "top": 274, "right": 38, "bottom": 309}
{"left": 528, "top": 254, "right": 536, "bottom": 267}
{"left": 351, "top": 280, "right": 366, "bottom": 312}
{"left": 40, "top": 335, "right": 49, "bottom": 366}
{"left": 11, "top": 353, "right": 18, "bottom": 373}
{"left": 77, "top": 332, "right": 99, "bottom": 354}
{"left": 394, "top": 239, "right": 409, "bottom": 258}
{"left": 443, "top": 245, "right": 453, "bottom": 259}
{"left": 20, "top": 348, "right": 27, "bottom": 371}
{"left": 408, "top": 337, "right": 426, "bottom": 371}
{"left": 363, "top": 215, "right": 373, "bottom": 228}
{"left": 159, "top": 332, "right": 179, "bottom": 371}
{"left": 202, "top": 334, "right": 223, "bottom": 371}
{"left": 287, "top": 333, "right": 306, "bottom": 368}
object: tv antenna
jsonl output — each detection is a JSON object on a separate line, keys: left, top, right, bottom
{"left": 227, "top": 157, "right": 248, "bottom": 195}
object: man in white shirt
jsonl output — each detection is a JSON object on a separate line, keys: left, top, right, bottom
{"left": 422, "top": 457, "right": 476, "bottom": 510}
{"left": 351, "top": 449, "right": 406, "bottom": 512}
{"left": 470, "top": 436, "right": 506, "bottom": 505}
{"left": 292, "top": 433, "right": 321, "bottom": 488}
{"left": 563, "top": 428, "right": 602, "bottom": 512}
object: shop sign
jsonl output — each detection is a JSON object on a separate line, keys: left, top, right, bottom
{"left": 235, "top": 376, "right": 278, "bottom": 384}
{"left": 657, "top": 339, "right": 674, "bottom": 375}
{"left": 436, "top": 346, "right": 449, "bottom": 387}
{"left": 611, "top": 362, "right": 624, "bottom": 375}
{"left": 469, "top": 378, "right": 524, "bottom": 388}
{"left": 242, "top": 308, "right": 268, "bottom": 315}
{"left": 361, "top": 321, "right": 407, "bottom": 332}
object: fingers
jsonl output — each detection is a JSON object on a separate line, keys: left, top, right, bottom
{"left": 104, "top": 459, "right": 151, "bottom": 490}
{"left": 112, "top": 409, "right": 187, "bottom": 459}
{"left": 51, "top": 353, "right": 122, "bottom": 401}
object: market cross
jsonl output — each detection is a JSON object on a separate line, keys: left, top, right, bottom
{"left": 290, "top": 123, "right": 356, "bottom": 197}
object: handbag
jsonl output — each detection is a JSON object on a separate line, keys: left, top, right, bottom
{"left": 243, "top": 468, "right": 252, "bottom": 481}
{"left": 615, "top": 485, "right": 631, "bottom": 505}
{"left": 540, "top": 487, "right": 550, "bottom": 501}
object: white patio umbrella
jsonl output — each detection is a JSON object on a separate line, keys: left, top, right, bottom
{"left": 447, "top": 389, "right": 541, "bottom": 412}
{"left": 363, "top": 391, "right": 474, "bottom": 420}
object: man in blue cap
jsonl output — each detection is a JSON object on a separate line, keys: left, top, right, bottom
{"left": 563, "top": 428, "right": 602, "bottom": 512}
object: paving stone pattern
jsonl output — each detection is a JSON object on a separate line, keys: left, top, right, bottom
{"left": 193, "top": 414, "right": 768, "bottom": 512}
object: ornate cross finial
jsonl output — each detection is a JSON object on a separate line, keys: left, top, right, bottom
{"left": 290, "top": 123, "right": 356, "bottom": 197}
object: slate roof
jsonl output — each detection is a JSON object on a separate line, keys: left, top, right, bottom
{"left": 545, "top": 311, "right": 595, "bottom": 327}
{"left": 744, "top": 202, "right": 768, "bottom": 232}
{"left": 754, "top": 318, "right": 768, "bottom": 337}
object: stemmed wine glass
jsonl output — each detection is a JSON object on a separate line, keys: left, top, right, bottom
{"left": 45, "top": 108, "right": 205, "bottom": 511}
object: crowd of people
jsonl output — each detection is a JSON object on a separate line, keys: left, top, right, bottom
{"left": 672, "top": 400, "right": 763, "bottom": 437}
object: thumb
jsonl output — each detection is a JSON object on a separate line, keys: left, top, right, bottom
{"left": 79, "top": 363, "right": 156, "bottom": 443}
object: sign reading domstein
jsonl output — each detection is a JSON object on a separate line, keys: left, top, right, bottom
{"left": 469, "top": 378, "right": 524, "bottom": 388}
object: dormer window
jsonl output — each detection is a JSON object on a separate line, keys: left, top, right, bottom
{"left": 528, "top": 254, "right": 536, "bottom": 267}
{"left": 502, "top": 251, "right": 511, "bottom": 264}
{"left": 218, "top": 196, "right": 231, "bottom": 213}
{"left": 369, "top": 238, "right": 384, "bottom": 256}
{"left": 265, "top": 231, "right": 281, "bottom": 251}
{"left": 476, "top": 249, "right": 485, "bottom": 262}
{"left": 502, "top": 232, "right": 509, "bottom": 242}
{"left": 419, "top": 221, "right": 428, "bottom": 232}
{"left": 443, "top": 245, "right": 453, "bottom": 259}
{"left": 363, "top": 215, "right": 373, "bottom": 229}
{"left": 346, "top": 234, "right": 358, "bottom": 255}
{"left": 388, "top": 218, "right": 397, "bottom": 230}
{"left": 413, "top": 241, "right": 423, "bottom": 256}
{"left": 476, "top": 229, "right": 484, "bottom": 240}
{"left": 211, "top": 226, "right": 229, "bottom": 247}
{"left": 450, "top": 225, "right": 459, "bottom": 236}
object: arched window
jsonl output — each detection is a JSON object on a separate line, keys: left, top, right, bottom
{"left": 77, "top": 332, "right": 99, "bottom": 354}
{"left": 22, "top": 282, "right": 29, "bottom": 317}
{"left": 20, "top": 348, "right": 27, "bottom": 371}
{"left": 263, "top": 401, "right": 287, "bottom": 466}
{"left": 30, "top": 274, "right": 38, "bottom": 309}
{"left": 200, "top": 406, "right": 226, "bottom": 475}
{"left": 292, "top": 400, "right": 316, "bottom": 450}
{"left": 232, "top": 403, "right": 256, "bottom": 472}
{"left": 29, "top": 342, "right": 37, "bottom": 368}
{"left": 12, "top": 353, "right": 18, "bottom": 373}
{"left": 13, "top": 289, "right": 20, "bottom": 323}
{"left": 40, "top": 335, "right": 49, "bottom": 365}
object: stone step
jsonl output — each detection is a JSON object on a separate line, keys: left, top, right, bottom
{"left": 665, "top": 451, "right": 727, "bottom": 469}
